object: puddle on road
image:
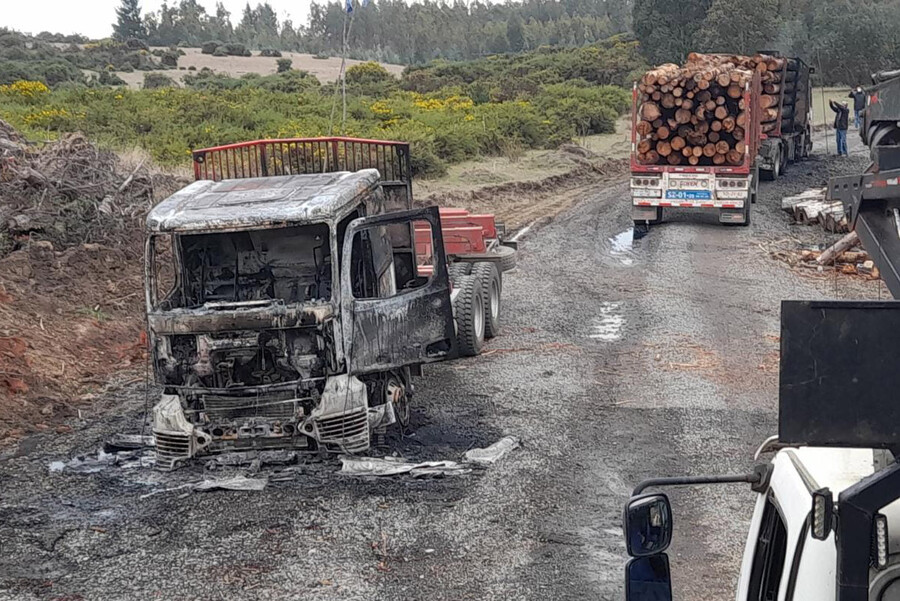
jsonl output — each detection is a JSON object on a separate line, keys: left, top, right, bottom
{"left": 589, "top": 302, "right": 625, "bottom": 342}
{"left": 606, "top": 228, "right": 640, "bottom": 266}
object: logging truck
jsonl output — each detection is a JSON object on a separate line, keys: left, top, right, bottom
{"left": 631, "top": 54, "right": 786, "bottom": 227}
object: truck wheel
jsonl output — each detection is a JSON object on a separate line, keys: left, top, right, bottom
{"left": 448, "top": 262, "right": 471, "bottom": 284}
{"left": 472, "top": 262, "right": 501, "bottom": 338}
{"left": 495, "top": 245, "right": 517, "bottom": 272}
{"left": 455, "top": 274, "right": 485, "bottom": 356}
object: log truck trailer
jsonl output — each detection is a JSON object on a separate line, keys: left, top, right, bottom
{"left": 622, "top": 71, "right": 900, "bottom": 601}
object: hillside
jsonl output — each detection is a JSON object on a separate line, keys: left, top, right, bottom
{"left": 109, "top": 48, "right": 404, "bottom": 88}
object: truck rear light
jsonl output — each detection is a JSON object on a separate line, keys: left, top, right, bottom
{"left": 811, "top": 488, "right": 833, "bottom": 540}
{"left": 717, "top": 179, "right": 747, "bottom": 189}
{"left": 631, "top": 178, "right": 660, "bottom": 188}
{"left": 874, "top": 513, "right": 889, "bottom": 569}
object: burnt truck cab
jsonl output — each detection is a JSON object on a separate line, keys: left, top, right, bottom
{"left": 145, "top": 139, "right": 458, "bottom": 469}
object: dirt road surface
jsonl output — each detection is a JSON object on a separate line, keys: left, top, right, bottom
{"left": 0, "top": 132, "right": 880, "bottom": 601}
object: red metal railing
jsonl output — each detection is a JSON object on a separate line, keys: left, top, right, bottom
{"left": 192, "top": 137, "right": 411, "bottom": 183}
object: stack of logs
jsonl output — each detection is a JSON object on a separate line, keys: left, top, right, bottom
{"left": 636, "top": 53, "right": 786, "bottom": 167}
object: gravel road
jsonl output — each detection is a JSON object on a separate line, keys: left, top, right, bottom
{"left": 0, "top": 131, "right": 882, "bottom": 601}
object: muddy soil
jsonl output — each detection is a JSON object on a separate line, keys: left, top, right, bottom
{"left": 0, "top": 129, "right": 882, "bottom": 601}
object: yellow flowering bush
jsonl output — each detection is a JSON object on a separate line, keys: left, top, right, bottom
{"left": 23, "top": 108, "right": 74, "bottom": 129}
{"left": 0, "top": 80, "right": 50, "bottom": 102}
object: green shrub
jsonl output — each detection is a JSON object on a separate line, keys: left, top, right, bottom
{"left": 223, "top": 43, "right": 251, "bottom": 57}
{"left": 201, "top": 41, "right": 221, "bottom": 55}
{"left": 345, "top": 61, "right": 398, "bottom": 96}
{"left": 260, "top": 48, "right": 283, "bottom": 58}
{"left": 160, "top": 50, "right": 180, "bottom": 68}
{"left": 98, "top": 71, "right": 127, "bottom": 86}
{"left": 213, "top": 47, "right": 228, "bottom": 57}
{"left": 125, "top": 38, "right": 149, "bottom": 51}
{"left": 276, "top": 58, "right": 292, "bottom": 73}
{"left": 143, "top": 72, "right": 175, "bottom": 89}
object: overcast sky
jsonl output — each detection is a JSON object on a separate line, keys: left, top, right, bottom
{"left": 3, "top": 1, "right": 316, "bottom": 40}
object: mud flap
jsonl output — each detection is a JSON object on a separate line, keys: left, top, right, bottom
{"left": 632, "top": 206, "right": 660, "bottom": 222}
{"left": 719, "top": 207, "right": 747, "bottom": 224}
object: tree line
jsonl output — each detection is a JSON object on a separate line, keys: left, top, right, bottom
{"left": 633, "top": 0, "right": 900, "bottom": 86}
{"left": 114, "top": 0, "right": 631, "bottom": 64}
{"left": 110, "top": 0, "right": 900, "bottom": 85}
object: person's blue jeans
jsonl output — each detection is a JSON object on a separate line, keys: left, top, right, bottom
{"left": 836, "top": 129, "right": 848, "bottom": 155}
{"left": 855, "top": 109, "right": 862, "bottom": 128}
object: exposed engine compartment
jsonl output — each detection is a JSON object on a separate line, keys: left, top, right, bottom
{"left": 146, "top": 220, "right": 399, "bottom": 469}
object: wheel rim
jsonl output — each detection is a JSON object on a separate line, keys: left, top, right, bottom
{"left": 473, "top": 291, "right": 484, "bottom": 339}
{"left": 490, "top": 278, "right": 500, "bottom": 321}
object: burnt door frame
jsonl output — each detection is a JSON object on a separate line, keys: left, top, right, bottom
{"left": 340, "top": 206, "right": 457, "bottom": 374}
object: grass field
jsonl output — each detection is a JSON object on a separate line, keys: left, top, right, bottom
{"left": 109, "top": 48, "right": 405, "bottom": 88}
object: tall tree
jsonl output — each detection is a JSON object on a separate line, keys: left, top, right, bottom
{"left": 113, "top": 0, "right": 146, "bottom": 41}
{"left": 633, "top": 0, "right": 712, "bottom": 63}
{"left": 507, "top": 13, "right": 525, "bottom": 52}
{"left": 697, "top": 0, "right": 780, "bottom": 55}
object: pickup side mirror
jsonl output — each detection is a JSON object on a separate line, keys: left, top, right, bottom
{"left": 624, "top": 493, "right": 673, "bottom": 557}
{"left": 626, "top": 554, "right": 673, "bottom": 601}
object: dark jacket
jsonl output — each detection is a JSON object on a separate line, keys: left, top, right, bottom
{"left": 849, "top": 89, "right": 866, "bottom": 111}
{"left": 830, "top": 100, "right": 850, "bottom": 130}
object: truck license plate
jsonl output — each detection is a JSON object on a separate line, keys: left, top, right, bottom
{"left": 666, "top": 190, "right": 711, "bottom": 200}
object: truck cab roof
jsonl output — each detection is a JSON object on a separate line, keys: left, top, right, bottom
{"left": 146, "top": 169, "right": 380, "bottom": 233}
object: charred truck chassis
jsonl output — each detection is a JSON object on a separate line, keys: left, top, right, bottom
{"left": 145, "top": 139, "right": 471, "bottom": 469}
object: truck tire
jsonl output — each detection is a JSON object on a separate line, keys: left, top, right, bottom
{"left": 454, "top": 274, "right": 485, "bottom": 356}
{"left": 448, "top": 262, "right": 471, "bottom": 284}
{"left": 761, "top": 148, "right": 780, "bottom": 181}
{"left": 494, "top": 245, "right": 517, "bottom": 272}
{"left": 472, "top": 262, "right": 501, "bottom": 338}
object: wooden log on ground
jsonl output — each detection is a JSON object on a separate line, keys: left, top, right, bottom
{"left": 817, "top": 231, "right": 861, "bottom": 265}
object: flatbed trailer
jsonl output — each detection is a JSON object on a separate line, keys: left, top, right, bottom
{"left": 630, "top": 71, "right": 763, "bottom": 226}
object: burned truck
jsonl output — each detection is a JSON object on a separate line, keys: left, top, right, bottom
{"left": 145, "top": 138, "right": 515, "bottom": 469}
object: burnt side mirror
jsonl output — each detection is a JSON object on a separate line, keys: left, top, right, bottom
{"left": 626, "top": 555, "right": 673, "bottom": 601}
{"left": 624, "top": 493, "right": 673, "bottom": 557}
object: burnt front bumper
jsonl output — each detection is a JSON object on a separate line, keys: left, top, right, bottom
{"left": 152, "top": 375, "right": 396, "bottom": 470}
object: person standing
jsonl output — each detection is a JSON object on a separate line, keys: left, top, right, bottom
{"left": 829, "top": 100, "right": 850, "bottom": 156}
{"left": 849, "top": 86, "right": 866, "bottom": 128}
